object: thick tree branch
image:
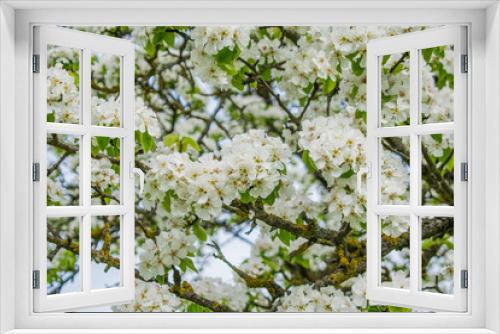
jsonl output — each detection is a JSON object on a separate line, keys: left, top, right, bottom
{"left": 226, "top": 199, "right": 351, "bottom": 247}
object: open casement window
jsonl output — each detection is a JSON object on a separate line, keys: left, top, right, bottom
{"left": 366, "top": 26, "right": 468, "bottom": 312}
{"left": 33, "top": 26, "right": 136, "bottom": 312}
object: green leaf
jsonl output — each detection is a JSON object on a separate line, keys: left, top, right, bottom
{"left": 351, "top": 57, "right": 365, "bottom": 76}
{"left": 215, "top": 47, "right": 235, "bottom": 65}
{"left": 277, "top": 229, "right": 292, "bottom": 246}
{"left": 339, "top": 169, "right": 355, "bottom": 179}
{"left": 388, "top": 305, "right": 412, "bottom": 312}
{"left": 392, "top": 63, "right": 404, "bottom": 75}
{"left": 193, "top": 223, "right": 208, "bottom": 242}
{"left": 181, "top": 136, "right": 201, "bottom": 153}
{"left": 240, "top": 190, "right": 254, "bottom": 204}
{"left": 261, "top": 67, "right": 272, "bottom": 82}
{"left": 141, "top": 131, "right": 156, "bottom": 153}
{"left": 165, "top": 31, "right": 175, "bottom": 47}
{"left": 161, "top": 190, "right": 174, "bottom": 213}
{"left": 421, "top": 237, "right": 434, "bottom": 250}
{"left": 291, "top": 254, "right": 310, "bottom": 269}
{"left": 301, "top": 150, "right": 317, "bottom": 173}
{"left": 47, "top": 112, "right": 56, "bottom": 123}
{"left": 186, "top": 303, "right": 212, "bottom": 312}
{"left": 323, "top": 76, "right": 336, "bottom": 94}
{"left": 96, "top": 136, "right": 110, "bottom": 151}
{"left": 431, "top": 133, "right": 443, "bottom": 143}
{"left": 262, "top": 183, "right": 281, "bottom": 205}
{"left": 152, "top": 28, "right": 167, "bottom": 44}
{"left": 381, "top": 54, "right": 391, "bottom": 65}
{"left": 422, "top": 48, "right": 434, "bottom": 63}
{"left": 144, "top": 40, "right": 156, "bottom": 58}
{"left": 106, "top": 139, "right": 120, "bottom": 157}
{"left": 163, "top": 133, "right": 180, "bottom": 148}
{"left": 355, "top": 109, "right": 367, "bottom": 122}
{"left": 179, "top": 257, "right": 197, "bottom": 273}
{"left": 231, "top": 75, "right": 245, "bottom": 91}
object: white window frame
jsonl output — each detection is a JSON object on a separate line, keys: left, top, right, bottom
{"left": 32, "top": 26, "right": 136, "bottom": 312}
{"left": 0, "top": 1, "right": 499, "bottom": 333}
{"left": 366, "top": 26, "right": 468, "bottom": 312}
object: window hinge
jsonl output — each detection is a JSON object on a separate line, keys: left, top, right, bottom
{"left": 32, "top": 270, "right": 40, "bottom": 289}
{"left": 461, "top": 54, "right": 468, "bottom": 73}
{"left": 461, "top": 162, "right": 468, "bottom": 182}
{"left": 461, "top": 269, "right": 468, "bottom": 289}
{"left": 32, "top": 162, "right": 40, "bottom": 182}
{"left": 32, "top": 54, "right": 40, "bottom": 73}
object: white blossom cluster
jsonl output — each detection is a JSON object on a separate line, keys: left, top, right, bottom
{"left": 91, "top": 157, "right": 120, "bottom": 204}
{"left": 190, "top": 26, "right": 252, "bottom": 87}
{"left": 191, "top": 277, "right": 248, "bottom": 311}
{"left": 381, "top": 215, "right": 409, "bottom": 238}
{"left": 144, "top": 130, "right": 292, "bottom": 220}
{"left": 91, "top": 95, "right": 121, "bottom": 127}
{"left": 424, "top": 244, "right": 454, "bottom": 294}
{"left": 296, "top": 115, "right": 367, "bottom": 230}
{"left": 381, "top": 248, "right": 410, "bottom": 289}
{"left": 276, "top": 29, "right": 340, "bottom": 100}
{"left": 275, "top": 284, "right": 360, "bottom": 312}
{"left": 298, "top": 115, "right": 365, "bottom": 185}
{"left": 47, "top": 178, "right": 66, "bottom": 203}
{"left": 380, "top": 53, "right": 411, "bottom": 127}
{"left": 91, "top": 53, "right": 121, "bottom": 89}
{"left": 47, "top": 138, "right": 80, "bottom": 205}
{"left": 421, "top": 62, "right": 454, "bottom": 124}
{"left": 112, "top": 279, "right": 183, "bottom": 312}
{"left": 47, "top": 62, "right": 80, "bottom": 124}
{"left": 137, "top": 228, "right": 197, "bottom": 281}
{"left": 380, "top": 144, "right": 410, "bottom": 205}
{"left": 422, "top": 134, "right": 453, "bottom": 158}
{"left": 382, "top": 270, "right": 410, "bottom": 289}
{"left": 135, "top": 97, "right": 162, "bottom": 137}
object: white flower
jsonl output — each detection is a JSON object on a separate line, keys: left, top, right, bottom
{"left": 191, "top": 277, "right": 248, "bottom": 311}
{"left": 144, "top": 130, "right": 292, "bottom": 220}
{"left": 382, "top": 216, "right": 409, "bottom": 238}
{"left": 157, "top": 229, "right": 197, "bottom": 267}
{"left": 382, "top": 270, "right": 410, "bottom": 289}
{"left": 135, "top": 97, "right": 161, "bottom": 137}
{"left": 112, "top": 280, "right": 183, "bottom": 312}
{"left": 91, "top": 96, "right": 121, "bottom": 127}
{"left": 276, "top": 284, "right": 358, "bottom": 312}
{"left": 137, "top": 239, "right": 164, "bottom": 281}
{"left": 47, "top": 63, "right": 80, "bottom": 123}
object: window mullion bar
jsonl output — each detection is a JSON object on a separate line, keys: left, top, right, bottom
{"left": 81, "top": 48, "right": 92, "bottom": 294}
{"left": 409, "top": 48, "right": 420, "bottom": 294}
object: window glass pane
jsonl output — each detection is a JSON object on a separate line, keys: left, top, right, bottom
{"left": 47, "top": 217, "right": 81, "bottom": 295}
{"left": 47, "top": 45, "right": 81, "bottom": 124}
{"left": 91, "top": 52, "right": 122, "bottom": 127}
{"left": 380, "top": 215, "right": 410, "bottom": 290}
{"left": 379, "top": 137, "right": 410, "bottom": 205}
{"left": 91, "top": 136, "right": 121, "bottom": 205}
{"left": 421, "top": 134, "right": 454, "bottom": 206}
{"left": 47, "top": 134, "right": 80, "bottom": 206}
{"left": 420, "top": 45, "right": 454, "bottom": 124}
{"left": 380, "top": 52, "right": 410, "bottom": 127}
{"left": 91, "top": 215, "right": 121, "bottom": 289}
{"left": 421, "top": 216, "right": 454, "bottom": 294}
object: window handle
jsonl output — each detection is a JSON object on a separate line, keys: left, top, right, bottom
{"left": 130, "top": 163, "right": 145, "bottom": 195}
{"left": 356, "top": 166, "right": 369, "bottom": 194}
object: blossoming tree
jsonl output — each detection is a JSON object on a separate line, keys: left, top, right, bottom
{"left": 46, "top": 26, "right": 455, "bottom": 312}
